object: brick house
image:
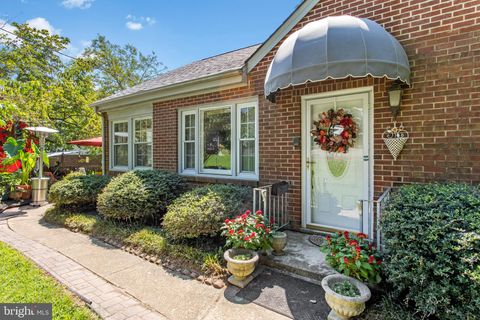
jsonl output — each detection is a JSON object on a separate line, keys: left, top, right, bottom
{"left": 92, "top": 0, "right": 480, "bottom": 235}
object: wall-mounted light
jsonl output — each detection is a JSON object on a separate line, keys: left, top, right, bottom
{"left": 388, "top": 81, "right": 403, "bottom": 120}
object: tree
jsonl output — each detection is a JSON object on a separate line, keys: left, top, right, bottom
{"left": 84, "top": 35, "right": 166, "bottom": 97}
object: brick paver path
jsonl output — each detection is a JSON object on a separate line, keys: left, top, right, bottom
{"left": 0, "top": 219, "right": 166, "bottom": 320}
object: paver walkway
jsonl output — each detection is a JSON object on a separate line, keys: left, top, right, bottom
{"left": 0, "top": 205, "right": 288, "bottom": 320}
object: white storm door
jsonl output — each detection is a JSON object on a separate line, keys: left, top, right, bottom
{"left": 304, "top": 92, "right": 370, "bottom": 233}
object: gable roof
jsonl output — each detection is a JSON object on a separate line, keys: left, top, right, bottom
{"left": 93, "top": 44, "right": 260, "bottom": 107}
{"left": 246, "top": 0, "right": 319, "bottom": 72}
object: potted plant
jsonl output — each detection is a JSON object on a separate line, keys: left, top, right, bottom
{"left": 321, "top": 231, "right": 382, "bottom": 284}
{"left": 221, "top": 210, "right": 272, "bottom": 287}
{"left": 2, "top": 137, "right": 48, "bottom": 200}
{"left": 271, "top": 231, "right": 288, "bottom": 255}
{"left": 321, "top": 274, "right": 371, "bottom": 319}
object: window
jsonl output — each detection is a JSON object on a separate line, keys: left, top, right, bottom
{"left": 113, "top": 121, "right": 129, "bottom": 167}
{"left": 238, "top": 105, "right": 256, "bottom": 173}
{"left": 134, "top": 118, "right": 152, "bottom": 167}
{"left": 182, "top": 111, "right": 196, "bottom": 171}
{"left": 179, "top": 99, "right": 258, "bottom": 179}
{"left": 201, "top": 107, "right": 232, "bottom": 174}
{"left": 110, "top": 116, "right": 152, "bottom": 170}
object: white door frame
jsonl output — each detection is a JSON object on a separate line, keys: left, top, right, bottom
{"left": 301, "top": 86, "right": 374, "bottom": 236}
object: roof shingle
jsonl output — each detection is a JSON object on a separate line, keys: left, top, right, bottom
{"left": 95, "top": 44, "right": 261, "bottom": 104}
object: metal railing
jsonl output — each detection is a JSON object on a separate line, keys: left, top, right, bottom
{"left": 374, "top": 187, "right": 392, "bottom": 251}
{"left": 253, "top": 184, "right": 289, "bottom": 230}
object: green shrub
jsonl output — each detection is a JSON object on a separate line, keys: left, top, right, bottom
{"left": 381, "top": 183, "right": 480, "bottom": 319}
{"left": 48, "top": 175, "right": 110, "bottom": 208}
{"left": 97, "top": 170, "right": 186, "bottom": 222}
{"left": 63, "top": 171, "right": 86, "bottom": 180}
{"left": 163, "top": 184, "right": 251, "bottom": 240}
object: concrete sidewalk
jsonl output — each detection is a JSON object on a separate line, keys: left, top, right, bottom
{"left": 0, "top": 205, "right": 287, "bottom": 320}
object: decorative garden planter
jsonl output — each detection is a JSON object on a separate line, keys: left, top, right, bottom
{"left": 321, "top": 274, "right": 371, "bottom": 320}
{"left": 224, "top": 248, "right": 259, "bottom": 288}
{"left": 271, "top": 231, "right": 287, "bottom": 255}
{"left": 16, "top": 185, "right": 32, "bottom": 200}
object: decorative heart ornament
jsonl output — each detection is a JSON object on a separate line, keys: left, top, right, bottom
{"left": 382, "top": 122, "right": 409, "bottom": 160}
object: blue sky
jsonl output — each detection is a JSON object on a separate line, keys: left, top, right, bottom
{"left": 2, "top": 0, "right": 301, "bottom": 69}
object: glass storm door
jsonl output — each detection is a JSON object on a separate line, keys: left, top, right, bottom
{"left": 305, "top": 92, "right": 370, "bottom": 233}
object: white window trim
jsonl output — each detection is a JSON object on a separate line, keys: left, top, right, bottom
{"left": 177, "top": 98, "right": 259, "bottom": 181}
{"left": 111, "top": 120, "right": 130, "bottom": 171}
{"left": 110, "top": 115, "right": 153, "bottom": 172}
{"left": 180, "top": 110, "right": 196, "bottom": 174}
{"left": 236, "top": 102, "right": 259, "bottom": 180}
{"left": 133, "top": 116, "right": 153, "bottom": 170}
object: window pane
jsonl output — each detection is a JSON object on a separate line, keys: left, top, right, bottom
{"left": 135, "top": 118, "right": 152, "bottom": 143}
{"left": 240, "top": 107, "right": 255, "bottom": 139}
{"left": 114, "top": 145, "right": 128, "bottom": 167}
{"left": 240, "top": 140, "right": 255, "bottom": 172}
{"left": 135, "top": 143, "right": 152, "bottom": 167}
{"left": 184, "top": 142, "right": 195, "bottom": 169}
{"left": 202, "top": 108, "right": 231, "bottom": 170}
{"left": 114, "top": 122, "right": 128, "bottom": 144}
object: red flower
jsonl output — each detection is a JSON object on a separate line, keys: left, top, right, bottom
{"left": 265, "top": 228, "right": 271, "bottom": 234}
{"left": 255, "top": 223, "right": 264, "bottom": 229}
{"left": 349, "top": 240, "right": 358, "bottom": 247}
{"left": 228, "top": 229, "right": 234, "bottom": 235}
{"left": 237, "top": 230, "right": 244, "bottom": 235}
{"left": 250, "top": 232, "right": 256, "bottom": 238}
{"left": 343, "top": 257, "right": 350, "bottom": 265}
{"left": 355, "top": 246, "right": 361, "bottom": 252}
{"left": 244, "top": 210, "right": 251, "bottom": 215}
{"left": 376, "top": 259, "right": 382, "bottom": 265}
{"left": 255, "top": 210, "right": 263, "bottom": 216}
{"left": 368, "top": 255, "right": 375, "bottom": 264}
{"left": 343, "top": 231, "right": 350, "bottom": 240}
{"left": 326, "top": 235, "right": 331, "bottom": 244}
{"left": 320, "top": 136, "right": 327, "bottom": 144}
{"left": 224, "top": 219, "right": 231, "bottom": 224}
{"left": 341, "top": 131, "right": 350, "bottom": 139}
{"left": 357, "top": 233, "right": 367, "bottom": 239}
{"left": 244, "top": 236, "right": 250, "bottom": 241}
{"left": 241, "top": 213, "right": 248, "bottom": 220}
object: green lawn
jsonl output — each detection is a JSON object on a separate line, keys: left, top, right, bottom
{"left": 0, "top": 241, "right": 98, "bottom": 320}
{"left": 203, "top": 154, "right": 231, "bottom": 170}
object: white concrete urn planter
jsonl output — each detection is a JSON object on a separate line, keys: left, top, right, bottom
{"left": 321, "top": 274, "right": 371, "bottom": 320}
{"left": 224, "top": 248, "right": 259, "bottom": 288}
{"left": 271, "top": 231, "right": 287, "bottom": 255}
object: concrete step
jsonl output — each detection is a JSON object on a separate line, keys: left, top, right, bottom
{"left": 260, "top": 230, "right": 336, "bottom": 282}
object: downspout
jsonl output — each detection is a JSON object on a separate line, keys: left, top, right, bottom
{"left": 96, "top": 107, "right": 106, "bottom": 175}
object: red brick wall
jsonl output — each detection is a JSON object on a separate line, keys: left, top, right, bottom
{"left": 107, "top": 0, "right": 480, "bottom": 229}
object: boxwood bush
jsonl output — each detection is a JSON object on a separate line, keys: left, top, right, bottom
{"left": 163, "top": 184, "right": 251, "bottom": 240}
{"left": 381, "top": 183, "right": 480, "bottom": 319}
{"left": 97, "top": 170, "right": 186, "bottom": 222}
{"left": 48, "top": 174, "right": 110, "bottom": 208}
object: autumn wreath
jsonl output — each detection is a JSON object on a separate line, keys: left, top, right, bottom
{"left": 311, "top": 108, "right": 358, "bottom": 153}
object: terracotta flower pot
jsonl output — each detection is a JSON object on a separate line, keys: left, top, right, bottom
{"left": 9, "top": 190, "right": 23, "bottom": 201}
{"left": 321, "top": 274, "right": 371, "bottom": 320}
{"left": 272, "top": 231, "right": 287, "bottom": 255}
{"left": 224, "top": 248, "right": 259, "bottom": 288}
{"left": 16, "top": 185, "right": 32, "bottom": 200}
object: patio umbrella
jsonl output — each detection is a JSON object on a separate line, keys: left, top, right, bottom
{"left": 68, "top": 137, "right": 102, "bottom": 147}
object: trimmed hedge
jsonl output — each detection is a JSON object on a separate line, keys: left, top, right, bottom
{"left": 48, "top": 174, "right": 110, "bottom": 208}
{"left": 381, "top": 183, "right": 480, "bottom": 319}
{"left": 97, "top": 170, "right": 186, "bottom": 222}
{"left": 163, "top": 184, "right": 251, "bottom": 240}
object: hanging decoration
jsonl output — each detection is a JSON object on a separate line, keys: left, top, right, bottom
{"left": 326, "top": 152, "right": 350, "bottom": 178}
{"left": 382, "top": 122, "right": 409, "bottom": 160}
{"left": 311, "top": 108, "right": 358, "bottom": 153}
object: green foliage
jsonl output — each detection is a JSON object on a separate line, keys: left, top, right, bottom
{"left": 43, "top": 208, "right": 225, "bottom": 274}
{"left": 359, "top": 294, "right": 417, "bottom": 320}
{"left": 322, "top": 231, "right": 382, "bottom": 284}
{"left": 163, "top": 184, "right": 251, "bottom": 240}
{"left": 84, "top": 35, "right": 166, "bottom": 97}
{"left": 381, "top": 183, "right": 480, "bottom": 319}
{"left": 0, "top": 172, "right": 21, "bottom": 198}
{"left": 48, "top": 175, "right": 110, "bottom": 208}
{"left": 221, "top": 209, "right": 273, "bottom": 250}
{"left": 97, "top": 170, "right": 186, "bottom": 222}
{"left": 332, "top": 281, "right": 360, "bottom": 297}
{"left": 2, "top": 137, "right": 48, "bottom": 185}
{"left": 0, "top": 241, "right": 97, "bottom": 319}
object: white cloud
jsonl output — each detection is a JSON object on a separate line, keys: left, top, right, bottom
{"left": 26, "top": 17, "right": 61, "bottom": 34}
{"left": 61, "top": 0, "right": 94, "bottom": 9}
{"left": 125, "top": 15, "right": 155, "bottom": 31}
{"left": 126, "top": 21, "right": 143, "bottom": 31}
{"left": 80, "top": 39, "right": 91, "bottom": 47}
